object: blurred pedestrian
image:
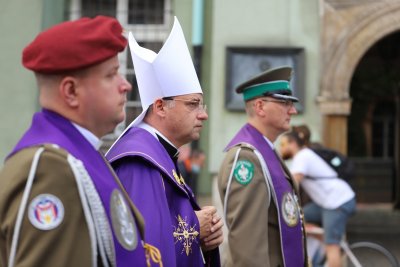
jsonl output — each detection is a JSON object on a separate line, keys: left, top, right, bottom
{"left": 178, "top": 147, "right": 206, "bottom": 197}
{"left": 280, "top": 128, "right": 356, "bottom": 267}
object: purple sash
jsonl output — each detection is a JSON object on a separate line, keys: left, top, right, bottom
{"left": 225, "top": 123, "right": 305, "bottom": 267}
{"left": 9, "top": 109, "right": 147, "bottom": 267}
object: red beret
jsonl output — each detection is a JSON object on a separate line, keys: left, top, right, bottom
{"left": 22, "top": 16, "right": 127, "bottom": 73}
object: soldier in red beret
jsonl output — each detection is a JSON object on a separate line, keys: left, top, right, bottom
{"left": 0, "top": 16, "right": 161, "bottom": 267}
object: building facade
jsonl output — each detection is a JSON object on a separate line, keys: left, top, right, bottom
{"left": 1, "top": 0, "right": 399, "bottom": 206}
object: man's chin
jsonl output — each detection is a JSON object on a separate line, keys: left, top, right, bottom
{"left": 190, "top": 133, "right": 201, "bottom": 141}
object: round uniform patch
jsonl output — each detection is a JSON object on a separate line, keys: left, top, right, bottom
{"left": 110, "top": 189, "right": 138, "bottom": 250}
{"left": 233, "top": 160, "right": 254, "bottom": 185}
{"left": 281, "top": 192, "right": 300, "bottom": 227}
{"left": 28, "top": 194, "right": 64, "bottom": 230}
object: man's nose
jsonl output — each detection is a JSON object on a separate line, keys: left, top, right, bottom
{"left": 197, "top": 108, "right": 208, "bottom": 120}
{"left": 289, "top": 105, "right": 297, "bottom": 115}
{"left": 120, "top": 74, "right": 132, "bottom": 92}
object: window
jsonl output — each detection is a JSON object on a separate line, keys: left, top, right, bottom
{"left": 67, "top": 0, "right": 172, "bottom": 143}
{"left": 128, "top": 0, "right": 165, "bottom": 24}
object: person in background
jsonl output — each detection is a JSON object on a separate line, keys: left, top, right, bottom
{"left": 178, "top": 147, "right": 206, "bottom": 197}
{"left": 218, "top": 66, "right": 308, "bottom": 267}
{"left": 0, "top": 16, "right": 158, "bottom": 267}
{"left": 280, "top": 128, "right": 356, "bottom": 267}
{"left": 106, "top": 17, "right": 222, "bottom": 266}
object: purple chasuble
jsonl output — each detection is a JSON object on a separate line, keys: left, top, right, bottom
{"left": 107, "top": 127, "right": 221, "bottom": 267}
{"left": 9, "top": 109, "right": 148, "bottom": 267}
{"left": 225, "top": 123, "right": 305, "bottom": 267}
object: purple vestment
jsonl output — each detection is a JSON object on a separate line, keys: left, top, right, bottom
{"left": 9, "top": 109, "right": 148, "bottom": 267}
{"left": 106, "top": 127, "right": 220, "bottom": 267}
{"left": 225, "top": 123, "right": 306, "bottom": 267}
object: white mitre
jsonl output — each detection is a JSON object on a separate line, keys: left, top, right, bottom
{"left": 127, "top": 16, "right": 202, "bottom": 131}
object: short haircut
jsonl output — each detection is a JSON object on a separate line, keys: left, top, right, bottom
{"left": 244, "top": 99, "right": 257, "bottom": 117}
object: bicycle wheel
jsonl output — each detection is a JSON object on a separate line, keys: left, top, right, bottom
{"left": 346, "top": 241, "right": 399, "bottom": 267}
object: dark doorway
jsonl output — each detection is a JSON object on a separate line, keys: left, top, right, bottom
{"left": 348, "top": 31, "right": 400, "bottom": 206}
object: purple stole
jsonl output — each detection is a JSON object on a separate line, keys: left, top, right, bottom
{"left": 107, "top": 127, "right": 220, "bottom": 267}
{"left": 8, "top": 109, "right": 147, "bottom": 267}
{"left": 225, "top": 123, "right": 305, "bottom": 267}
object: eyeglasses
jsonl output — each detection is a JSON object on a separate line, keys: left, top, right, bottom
{"left": 261, "top": 98, "right": 295, "bottom": 108}
{"left": 163, "top": 97, "right": 207, "bottom": 112}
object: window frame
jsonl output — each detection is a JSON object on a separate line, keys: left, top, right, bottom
{"left": 68, "top": 0, "right": 172, "bottom": 135}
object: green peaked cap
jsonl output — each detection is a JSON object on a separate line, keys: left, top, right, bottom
{"left": 235, "top": 66, "right": 298, "bottom": 102}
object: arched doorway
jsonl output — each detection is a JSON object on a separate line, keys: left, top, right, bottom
{"left": 348, "top": 32, "right": 400, "bottom": 204}
{"left": 318, "top": 0, "right": 400, "bottom": 208}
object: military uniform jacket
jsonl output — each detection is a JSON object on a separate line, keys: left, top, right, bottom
{"left": 218, "top": 123, "right": 307, "bottom": 267}
{"left": 0, "top": 110, "right": 149, "bottom": 267}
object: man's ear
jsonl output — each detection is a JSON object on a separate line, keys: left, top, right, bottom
{"left": 59, "top": 76, "right": 80, "bottom": 108}
{"left": 253, "top": 99, "right": 266, "bottom": 116}
{"left": 153, "top": 99, "right": 167, "bottom": 118}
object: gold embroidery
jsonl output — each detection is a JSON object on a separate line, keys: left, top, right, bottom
{"left": 172, "top": 170, "right": 185, "bottom": 185}
{"left": 143, "top": 242, "right": 163, "bottom": 267}
{"left": 179, "top": 174, "right": 186, "bottom": 185}
{"left": 173, "top": 215, "right": 199, "bottom": 256}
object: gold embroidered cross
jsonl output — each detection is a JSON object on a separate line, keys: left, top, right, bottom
{"left": 173, "top": 215, "right": 199, "bottom": 256}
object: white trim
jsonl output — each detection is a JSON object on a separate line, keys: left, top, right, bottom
{"left": 223, "top": 145, "right": 275, "bottom": 230}
{"left": 254, "top": 149, "right": 273, "bottom": 209}
{"left": 67, "top": 155, "right": 99, "bottom": 267}
{"left": 68, "top": 155, "right": 118, "bottom": 267}
{"left": 223, "top": 147, "right": 241, "bottom": 230}
{"left": 8, "top": 146, "right": 115, "bottom": 267}
{"left": 8, "top": 147, "right": 45, "bottom": 267}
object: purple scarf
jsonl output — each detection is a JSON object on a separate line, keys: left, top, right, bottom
{"left": 225, "top": 123, "right": 305, "bottom": 267}
{"left": 9, "top": 109, "right": 147, "bottom": 267}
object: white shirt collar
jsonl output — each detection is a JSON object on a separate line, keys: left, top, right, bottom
{"left": 138, "top": 122, "right": 178, "bottom": 149}
{"left": 263, "top": 136, "right": 275, "bottom": 149}
{"left": 72, "top": 123, "right": 103, "bottom": 151}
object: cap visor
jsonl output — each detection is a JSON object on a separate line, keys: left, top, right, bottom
{"left": 270, "top": 93, "right": 299, "bottom": 102}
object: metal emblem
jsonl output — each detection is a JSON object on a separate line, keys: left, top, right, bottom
{"left": 110, "top": 189, "right": 138, "bottom": 250}
{"left": 281, "top": 192, "right": 299, "bottom": 227}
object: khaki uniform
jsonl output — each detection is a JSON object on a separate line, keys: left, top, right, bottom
{"left": 0, "top": 145, "right": 96, "bottom": 267}
{"left": 218, "top": 144, "right": 301, "bottom": 267}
